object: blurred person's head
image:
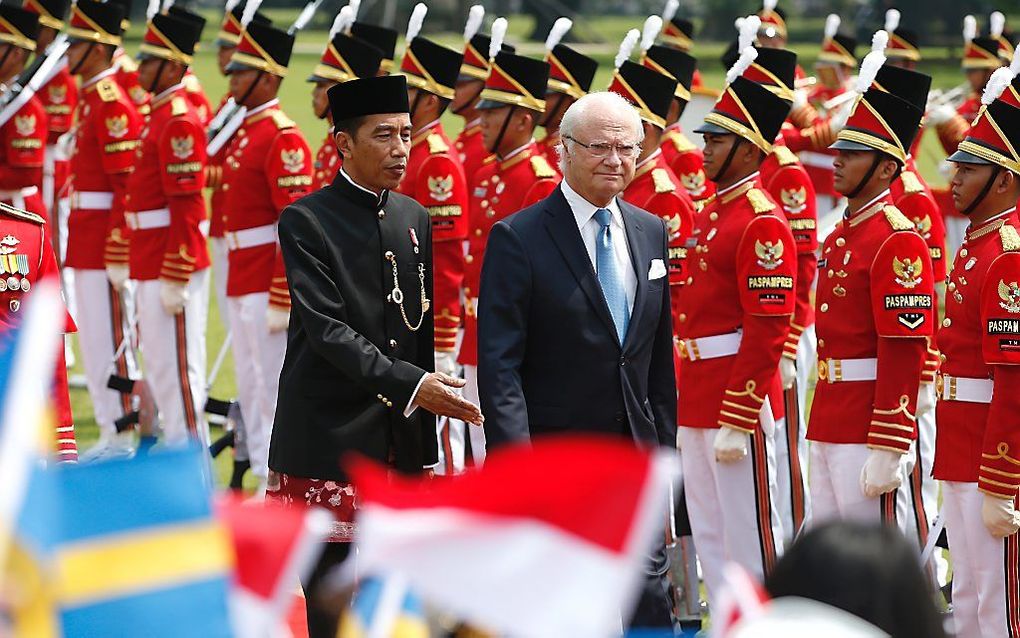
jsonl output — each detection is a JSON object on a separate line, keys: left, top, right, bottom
{"left": 765, "top": 522, "right": 946, "bottom": 638}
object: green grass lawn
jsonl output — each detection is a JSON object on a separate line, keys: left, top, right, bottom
{"left": 70, "top": 15, "right": 972, "bottom": 488}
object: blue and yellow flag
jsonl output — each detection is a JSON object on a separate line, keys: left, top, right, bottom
{"left": 339, "top": 576, "right": 429, "bottom": 638}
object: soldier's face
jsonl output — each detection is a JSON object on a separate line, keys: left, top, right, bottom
{"left": 0, "top": 45, "right": 23, "bottom": 80}
{"left": 66, "top": 41, "right": 90, "bottom": 75}
{"left": 452, "top": 78, "right": 483, "bottom": 113}
{"left": 966, "top": 69, "right": 994, "bottom": 93}
{"left": 312, "top": 82, "right": 331, "bottom": 121}
{"left": 833, "top": 149, "right": 897, "bottom": 196}
{"left": 702, "top": 133, "right": 738, "bottom": 181}
{"left": 950, "top": 162, "right": 1005, "bottom": 215}
{"left": 217, "top": 45, "right": 235, "bottom": 75}
{"left": 338, "top": 113, "right": 411, "bottom": 191}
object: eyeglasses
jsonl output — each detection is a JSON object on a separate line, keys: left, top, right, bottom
{"left": 564, "top": 136, "right": 641, "bottom": 159}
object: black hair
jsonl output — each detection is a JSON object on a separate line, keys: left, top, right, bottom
{"left": 333, "top": 115, "right": 367, "bottom": 137}
{"left": 765, "top": 522, "right": 946, "bottom": 638}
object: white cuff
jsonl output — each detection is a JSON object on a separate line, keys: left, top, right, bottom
{"left": 403, "top": 372, "right": 428, "bottom": 417}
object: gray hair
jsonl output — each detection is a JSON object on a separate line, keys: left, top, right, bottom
{"left": 557, "top": 91, "right": 645, "bottom": 173}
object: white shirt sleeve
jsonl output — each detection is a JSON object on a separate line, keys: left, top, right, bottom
{"left": 403, "top": 371, "right": 429, "bottom": 417}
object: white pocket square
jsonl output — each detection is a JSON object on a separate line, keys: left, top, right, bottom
{"left": 648, "top": 259, "right": 667, "bottom": 280}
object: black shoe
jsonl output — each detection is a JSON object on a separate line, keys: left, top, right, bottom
{"left": 229, "top": 459, "right": 250, "bottom": 490}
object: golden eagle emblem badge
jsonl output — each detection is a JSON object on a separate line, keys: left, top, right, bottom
{"left": 281, "top": 148, "right": 306, "bottom": 174}
{"left": 427, "top": 174, "right": 454, "bottom": 202}
{"left": 680, "top": 170, "right": 707, "bottom": 196}
{"left": 780, "top": 187, "right": 807, "bottom": 214}
{"left": 48, "top": 84, "right": 67, "bottom": 104}
{"left": 893, "top": 256, "right": 923, "bottom": 289}
{"left": 913, "top": 214, "right": 932, "bottom": 239}
{"left": 14, "top": 115, "right": 35, "bottom": 137}
{"left": 998, "top": 279, "right": 1020, "bottom": 313}
{"left": 665, "top": 213, "right": 683, "bottom": 239}
{"left": 755, "top": 239, "right": 785, "bottom": 270}
{"left": 105, "top": 114, "right": 129, "bottom": 139}
{"left": 170, "top": 135, "right": 194, "bottom": 160}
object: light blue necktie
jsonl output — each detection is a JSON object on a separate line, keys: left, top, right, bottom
{"left": 594, "top": 207, "right": 629, "bottom": 342}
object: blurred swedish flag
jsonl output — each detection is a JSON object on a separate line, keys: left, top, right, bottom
{"left": 339, "top": 576, "right": 429, "bottom": 638}
{"left": 6, "top": 446, "right": 234, "bottom": 637}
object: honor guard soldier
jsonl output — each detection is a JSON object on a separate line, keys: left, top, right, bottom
{"left": 610, "top": 31, "right": 695, "bottom": 330}
{"left": 537, "top": 18, "right": 597, "bottom": 166}
{"left": 935, "top": 86, "right": 1020, "bottom": 638}
{"left": 307, "top": 6, "right": 384, "bottom": 191}
{"left": 0, "top": 5, "right": 50, "bottom": 219}
{"left": 351, "top": 19, "right": 397, "bottom": 75}
{"left": 808, "top": 67, "right": 935, "bottom": 533}
{"left": 640, "top": 21, "right": 714, "bottom": 207}
{"left": 734, "top": 42, "right": 817, "bottom": 538}
{"left": 450, "top": 6, "right": 512, "bottom": 184}
{"left": 222, "top": 6, "right": 313, "bottom": 492}
{"left": 107, "top": 0, "right": 150, "bottom": 117}
{"left": 123, "top": 4, "right": 210, "bottom": 446}
{"left": 658, "top": 0, "right": 702, "bottom": 90}
{"left": 65, "top": 0, "right": 141, "bottom": 460}
{"left": 167, "top": 6, "right": 212, "bottom": 124}
{"left": 269, "top": 75, "right": 482, "bottom": 637}
{"left": 0, "top": 203, "right": 78, "bottom": 462}
{"left": 677, "top": 71, "right": 795, "bottom": 604}
{"left": 755, "top": 0, "right": 806, "bottom": 82}
{"left": 395, "top": 6, "right": 471, "bottom": 474}
{"left": 459, "top": 30, "right": 559, "bottom": 464}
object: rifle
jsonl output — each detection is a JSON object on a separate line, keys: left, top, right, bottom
{"left": 0, "top": 35, "right": 70, "bottom": 128}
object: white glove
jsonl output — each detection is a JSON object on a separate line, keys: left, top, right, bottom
{"left": 714, "top": 426, "right": 749, "bottom": 463}
{"left": 434, "top": 351, "right": 458, "bottom": 377}
{"left": 779, "top": 357, "right": 797, "bottom": 390}
{"left": 982, "top": 493, "right": 1020, "bottom": 538}
{"left": 266, "top": 307, "right": 290, "bottom": 333}
{"left": 860, "top": 448, "right": 904, "bottom": 498}
{"left": 792, "top": 88, "right": 808, "bottom": 112}
{"left": 159, "top": 281, "right": 188, "bottom": 315}
{"left": 829, "top": 98, "right": 855, "bottom": 134}
{"left": 926, "top": 103, "right": 958, "bottom": 127}
{"left": 55, "top": 131, "right": 75, "bottom": 161}
{"left": 916, "top": 383, "right": 936, "bottom": 419}
{"left": 106, "top": 264, "right": 130, "bottom": 291}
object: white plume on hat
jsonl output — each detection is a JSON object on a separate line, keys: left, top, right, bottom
{"left": 240, "top": 0, "right": 263, "bottom": 28}
{"left": 854, "top": 29, "right": 888, "bottom": 94}
{"left": 488, "top": 17, "right": 507, "bottom": 61}
{"left": 726, "top": 46, "right": 758, "bottom": 85}
{"left": 1010, "top": 42, "right": 1020, "bottom": 74}
{"left": 405, "top": 3, "right": 427, "bottom": 42}
{"left": 146, "top": 0, "right": 160, "bottom": 20}
{"left": 964, "top": 15, "right": 977, "bottom": 42}
{"left": 346, "top": 0, "right": 360, "bottom": 22}
{"left": 884, "top": 9, "right": 900, "bottom": 33}
{"left": 824, "top": 14, "right": 841, "bottom": 40}
{"left": 763, "top": 0, "right": 778, "bottom": 13}
{"left": 615, "top": 28, "right": 640, "bottom": 69}
{"left": 463, "top": 4, "right": 484, "bottom": 41}
{"left": 661, "top": 0, "right": 679, "bottom": 26}
{"left": 225, "top": 0, "right": 241, "bottom": 15}
{"left": 983, "top": 66, "right": 1014, "bottom": 105}
{"left": 546, "top": 17, "right": 573, "bottom": 52}
{"left": 641, "top": 15, "right": 662, "bottom": 52}
{"left": 328, "top": 5, "right": 353, "bottom": 39}
{"left": 738, "top": 15, "right": 761, "bottom": 51}
{"left": 991, "top": 11, "right": 1006, "bottom": 38}
{"left": 289, "top": 0, "right": 322, "bottom": 35}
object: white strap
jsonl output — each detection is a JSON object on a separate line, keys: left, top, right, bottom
{"left": 818, "top": 357, "right": 877, "bottom": 383}
{"left": 225, "top": 224, "right": 277, "bottom": 250}
{"left": 938, "top": 374, "right": 993, "bottom": 403}
{"left": 0, "top": 186, "right": 38, "bottom": 210}
{"left": 71, "top": 191, "right": 114, "bottom": 210}
{"left": 125, "top": 208, "right": 171, "bottom": 230}
{"left": 681, "top": 331, "right": 742, "bottom": 361}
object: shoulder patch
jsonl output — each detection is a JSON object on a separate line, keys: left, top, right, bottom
{"left": 772, "top": 145, "right": 798, "bottom": 166}
{"left": 670, "top": 131, "right": 696, "bottom": 152}
{"left": 900, "top": 171, "right": 924, "bottom": 195}
{"left": 1001, "top": 223, "right": 1020, "bottom": 251}
{"left": 271, "top": 111, "right": 295, "bottom": 130}
{"left": 883, "top": 205, "right": 915, "bottom": 231}
{"left": 182, "top": 74, "right": 201, "bottom": 93}
{"left": 426, "top": 133, "right": 449, "bottom": 155}
{"left": 96, "top": 78, "right": 118, "bottom": 103}
{"left": 0, "top": 202, "right": 43, "bottom": 224}
{"left": 530, "top": 155, "right": 556, "bottom": 179}
{"left": 171, "top": 96, "right": 188, "bottom": 117}
{"left": 746, "top": 188, "right": 775, "bottom": 214}
{"left": 651, "top": 168, "right": 676, "bottom": 194}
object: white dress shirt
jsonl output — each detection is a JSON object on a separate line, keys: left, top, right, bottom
{"left": 560, "top": 179, "right": 637, "bottom": 313}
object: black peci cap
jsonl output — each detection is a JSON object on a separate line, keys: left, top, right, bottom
{"left": 328, "top": 74, "right": 410, "bottom": 122}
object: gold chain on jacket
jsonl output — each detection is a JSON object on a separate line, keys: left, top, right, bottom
{"left": 386, "top": 250, "right": 430, "bottom": 331}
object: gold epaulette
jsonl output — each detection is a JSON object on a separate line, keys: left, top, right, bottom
{"left": 183, "top": 74, "right": 201, "bottom": 93}
{"left": 171, "top": 97, "right": 188, "bottom": 117}
{"left": 694, "top": 194, "right": 715, "bottom": 213}
{"left": 426, "top": 132, "right": 449, "bottom": 155}
{"left": 530, "top": 155, "right": 556, "bottom": 178}
{"left": 900, "top": 170, "right": 924, "bottom": 195}
{"left": 271, "top": 111, "right": 295, "bottom": 130}
{"left": 96, "top": 78, "right": 119, "bottom": 103}
{"left": 0, "top": 202, "right": 43, "bottom": 224}
{"left": 1001, "top": 223, "right": 1020, "bottom": 251}
{"left": 118, "top": 56, "right": 138, "bottom": 73}
{"left": 772, "top": 145, "right": 797, "bottom": 166}
{"left": 670, "top": 131, "right": 696, "bottom": 152}
{"left": 651, "top": 168, "right": 676, "bottom": 194}
{"left": 746, "top": 188, "right": 775, "bottom": 214}
{"left": 883, "top": 205, "right": 914, "bottom": 230}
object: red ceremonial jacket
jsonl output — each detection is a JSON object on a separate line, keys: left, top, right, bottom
{"left": 182, "top": 71, "right": 212, "bottom": 125}
{"left": 114, "top": 50, "right": 150, "bottom": 117}
{"left": 0, "top": 94, "right": 47, "bottom": 218}
{"left": 312, "top": 134, "right": 341, "bottom": 191}
{"left": 39, "top": 67, "right": 77, "bottom": 146}
{"left": 659, "top": 123, "right": 714, "bottom": 205}
{"left": 454, "top": 118, "right": 488, "bottom": 186}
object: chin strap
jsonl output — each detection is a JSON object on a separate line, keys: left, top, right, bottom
{"left": 69, "top": 42, "right": 95, "bottom": 76}
{"left": 962, "top": 166, "right": 1003, "bottom": 216}
{"left": 489, "top": 104, "right": 516, "bottom": 155}
{"left": 540, "top": 93, "right": 566, "bottom": 129}
{"left": 147, "top": 59, "right": 167, "bottom": 94}
{"left": 845, "top": 153, "right": 884, "bottom": 200}
{"left": 711, "top": 137, "right": 745, "bottom": 183}
{"left": 452, "top": 82, "right": 484, "bottom": 116}
{"left": 235, "top": 70, "right": 263, "bottom": 108}
{"left": 408, "top": 90, "right": 424, "bottom": 130}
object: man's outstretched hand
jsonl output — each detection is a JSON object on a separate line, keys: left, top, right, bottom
{"left": 415, "top": 372, "right": 483, "bottom": 426}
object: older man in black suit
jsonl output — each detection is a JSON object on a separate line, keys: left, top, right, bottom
{"left": 477, "top": 90, "right": 677, "bottom": 628}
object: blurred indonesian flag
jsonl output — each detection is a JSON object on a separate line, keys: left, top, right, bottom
{"left": 345, "top": 436, "right": 679, "bottom": 638}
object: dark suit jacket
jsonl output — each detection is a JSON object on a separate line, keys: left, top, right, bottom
{"left": 478, "top": 185, "right": 677, "bottom": 449}
{"left": 269, "top": 173, "right": 437, "bottom": 481}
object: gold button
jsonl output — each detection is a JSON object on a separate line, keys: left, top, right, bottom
{"left": 386, "top": 401, "right": 393, "bottom": 407}
{"left": 486, "top": 210, "right": 495, "bottom": 217}
{"left": 222, "top": 184, "right": 230, "bottom": 191}
{"left": 835, "top": 237, "right": 846, "bottom": 247}
{"left": 940, "top": 353, "right": 947, "bottom": 362}
{"left": 492, "top": 175, "right": 500, "bottom": 183}
{"left": 942, "top": 317, "right": 951, "bottom": 327}
{"left": 960, "top": 248, "right": 968, "bottom": 257}
{"left": 686, "top": 276, "right": 693, "bottom": 284}
{"left": 828, "top": 269, "right": 834, "bottom": 278}
{"left": 465, "top": 255, "right": 474, "bottom": 263}
{"left": 820, "top": 303, "right": 829, "bottom": 312}
{"left": 480, "top": 200, "right": 489, "bottom": 208}
{"left": 678, "top": 313, "right": 686, "bottom": 323}
{"left": 948, "top": 282, "right": 956, "bottom": 291}
{"left": 818, "top": 338, "right": 825, "bottom": 348}
{"left": 709, "top": 212, "right": 718, "bottom": 221}
{"left": 480, "top": 179, "right": 488, "bottom": 186}
{"left": 474, "top": 229, "right": 482, "bottom": 236}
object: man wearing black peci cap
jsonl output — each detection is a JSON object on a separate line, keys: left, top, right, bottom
{"left": 269, "top": 75, "right": 482, "bottom": 637}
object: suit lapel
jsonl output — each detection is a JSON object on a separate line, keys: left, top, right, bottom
{"left": 620, "top": 201, "right": 648, "bottom": 352}
{"left": 543, "top": 187, "right": 621, "bottom": 346}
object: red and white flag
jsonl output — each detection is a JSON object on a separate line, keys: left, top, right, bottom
{"left": 346, "top": 436, "right": 678, "bottom": 638}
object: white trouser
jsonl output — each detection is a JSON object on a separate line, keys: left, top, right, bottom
{"left": 209, "top": 237, "right": 229, "bottom": 329}
{"left": 434, "top": 417, "right": 467, "bottom": 476}
{"left": 678, "top": 420, "right": 785, "bottom": 608}
{"left": 774, "top": 414, "right": 810, "bottom": 541}
{"left": 227, "top": 292, "right": 287, "bottom": 480}
{"left": 943, "top": 481, "right": 1020, "bottom": 638}
{"left": 809, "top": 442, "right": 917, "bottom": 539}
{"left": 907, "top": 383, "right": 943, "bottom": 581}
{"left": 135, "top": 272, "right": 209, "bottom": 446}
{"left": 70, "top": 269, "right": 138, "bottom": 437}
{"left": 945, "top": 216, "right": 969, "bottom": 260}
{"left": 462, "top": 363, "right": 486, "bottom": 466}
